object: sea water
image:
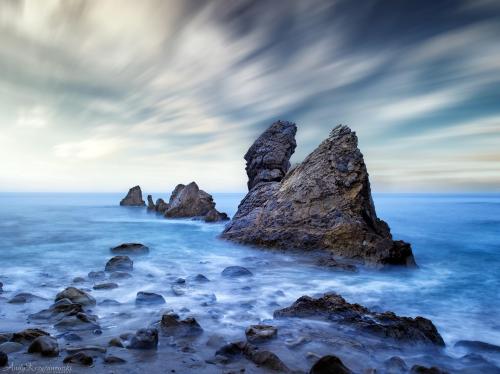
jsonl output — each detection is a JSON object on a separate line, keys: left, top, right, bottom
{"left": 0, "top": 192, "right": 499, "bottom": 371}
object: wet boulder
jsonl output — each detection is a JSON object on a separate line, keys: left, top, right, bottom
{"left": 63, "top": 351, "right": 93, "bottom": 366}
{"left": 0, "top": 342, "right": 23, "bottom": 353}
{"left": 8, "top": 292, "right": 44, "bottom": 304}
{"left": 109, "top": 271, "right": 132, "bottom": 280}
{"left": 309, "top": 355, "right": 352, "bottom": 374}
{"left": 54, "top": 311, "right": 100, "bottom": 332}
{"left": 11, "top": 328, "right": 49, "bottom": 344}
{"left": 164, "top": 182, "right": 228, "bottom": 222}
{"left": 274, "top": 292, "right": 444, "bottom": 346}
{"left": 88, "top": 271, "right": 106, "bottom": 280}
{"left": 120, "top": 185, "right": 145, "bottom": 206}
{"left": 410, "top": 365, "right": 449, "bottom": 374}
{"left": 55, "top": 287, "right": 96, "bottom": 306}
{"left": 127, "top": 328, "right": 158, "bottom": 350}
{"left": 161, "top": 312, "right": 203, "bottom": 338}
{"left": 135, "top": 291, "right": 165, "bottom": 305}
{"left": 193, "top": 274, "right": 210, "bottom": 283}
{"left": 93, "top": 282, "right": 118, "bottom": 290}
{"left": 216, "top": 341, "right": 289, "bottom": 372}
{"left": 105, "top": 256, "right": 133, "bottom": 272}
{"left": 222, "top": 123, "right": 415, "bottom": 268}
{"left": 104, "top": 355, "right": 126, "bottom": 364}
{"left": 385, "top": 356, "right": 408, "bottom": 374}
{"left": 28, "top": 336, "right": 59, "bottom": 357}
{"left": 111, "top": 243, "right": 149, "bottom": 255}
{"left": 221, "top": 266, "right": 253, "bottom": 278}
{"left": 72, "top": 277, "right": 85, "bottom": 284}
{"left": 245, "top": 325, "right": 278, "bottom": 343}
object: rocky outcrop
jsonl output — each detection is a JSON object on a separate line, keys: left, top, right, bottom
{"left": 274, "top": 292, "right": 444, "bottom": 346}
{"left": 222, "top": 123, "right": 415, "bottom": 267}
{"left": 147, "top": 195, "right": 155, "bottom": 210}
{"left": 110, "top": 243, "right": 149, "bottom": 255}
{"left": 164, "top": 182, "right": 229, "bottom": 222}
{"left": 245, "top": 120, "right": 297, "bottom": 190}
{"left": 309, "top": 355, "right": 352, "bottom": 374}
{"left": 155, "top": 198, "right": 169, "bottom": 213}
{"left": 119, "top": 186, "right": 145, "bottom": 206}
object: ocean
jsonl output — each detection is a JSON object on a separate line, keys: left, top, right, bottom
{"left": 0, "top": 192, "right": 499, "bottom": 371}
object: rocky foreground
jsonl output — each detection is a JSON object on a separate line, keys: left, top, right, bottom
{"left": 223, "top": 122, "right": 415, "bottom": 268}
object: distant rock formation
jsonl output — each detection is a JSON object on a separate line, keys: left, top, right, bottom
{"left": 119, "top": 186, "right": 145, "bottom": 206}
{"left": 222, "top": 122, "right": 415, "bottom": 267}
{"left": 147, "top": 195, "right": 155, "bottom": 210}
{"left": 164, "top": 182, "right": 229, "bottom": 222}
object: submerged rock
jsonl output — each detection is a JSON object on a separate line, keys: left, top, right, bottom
{"left": 221, "top": 266, "right": 253, "bottom": 278}
{"left": 127, "top": 328, "right": 159, "bottom": 350}
{"left": 109, "top": 271, "right": 132, "bottom": 280}
{"left": 385, "top": 356, "right": 408, "bottom": 374}
{"left": 0, "top": 351, "right": 7, "bottom": 367}
{"left": 309, "top": 355, "right": 352, "bottom": 374}
{"left": 135, "top": 291, "right": 165, "bottom": 305}
{"left": 88, "top": 271, "right": 106, "bottom": 280}
{"left": 27, "top": 336, "right": 59, "bottom": 357}
{"left": 8, "top": 292, "right": 44, "bottom": 304}
{"left": 119, "top": 185, "right": 145, "bottom": 206}
{"left": 455, "top": 340, "right": 500, "bottom": 353}
{"left": 0, "top": 342, "right": 23, "bottom": 353}
{"left": 111, "top": 243, "right": 149, "bottom": 255}
{"left": 104, "top": 355, "right": 126, "bottom": 364}
{"left": 93, "top": 282, "right": 118, "bottom": 290}
{"left": 105, "top": 256, "right": 133, "bottom": 272}
{"left": 161, "top": 312, "right": 203, "bottom": 338}
{"left": 216, "top": 341, "right": 289, "bottom": 372}
{"left": 55, "top": 287, "right": 96, "bottom": 306}
{"left": 222, "top": 123, "right": 415, "bottom": 268}
{"left": 245, "top": 325, "right": 278, "bottom": 343}
{"left": 274, "top": 292, "right": 444, "bottom": 346}
{"left": 63, "top": 351, "right": 93, "bottom": 366}
{"left": 410, "top": 365, "right": 449, "bottom": 374}
{"left": 11, "top": 328, "right": 49, "bottom": 344}
{"left": 164, "top": 182, "right": 229, "bottom": 222}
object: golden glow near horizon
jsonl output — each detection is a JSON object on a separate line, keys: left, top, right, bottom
{"left": 0, "top": 0, "right": 499, "bottom": 192}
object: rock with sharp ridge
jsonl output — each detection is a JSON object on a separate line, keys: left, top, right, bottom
{"left": 164, "top": 182, "right": 229, "bottom": 222}
{"left": 119, "top": 186, "right": 145, "bottom": 206}
{"left": 222, "top": 123, "right": 415, "bottom": 267}
{"left": 274, "top": 292, "right": 444, "bottom": 346}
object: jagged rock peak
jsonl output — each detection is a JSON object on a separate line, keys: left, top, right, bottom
{"left": 222, "top": 122, "right": 415, "bottom": 268}
{"left": 119, "top": 186, "right": 145, "bottom": 206}
{"left": 245, "top": 120, "right": 297, "bottom": 190}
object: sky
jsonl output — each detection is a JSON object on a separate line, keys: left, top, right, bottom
{"left": 0, "top": 0, "right": 499, "bottom": 193}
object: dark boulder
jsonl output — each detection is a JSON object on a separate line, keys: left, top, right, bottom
{"left": 11, "top": 328, "right": 49, "bottom": 344}
{"left": 105, "top": 256, "right": 133, "bottom": 272}
{"left": 274, "top": 292, "right": 444, "bottom": 346}
{"left": 93, "top": 282, "right": 118, "bottom": 290}
{"left": 164, "top": 182, "right": 228, "bottom": 222}
{"left": 111, "top": 243, "right": 149, "bottom": 255}
{"left": 120, "top": 185, "right": 145, "bottom": 206}
{"left": 161, "top": 312, "right": 203, "bottom": 338}
{"left": 55, "top": 287, "right": 96, "bottom": 306}
{"left": 63, "top": 351, "right": 93, "bottom": 366}
{"left": 221, "top": 266, "right": 253, "bottom": 278}
{"left": 0, "top": 351, "right": 7, "bottom": 367}
{"left": 135, "top": 291, "right": 165, "bottom": 305}
{"left": 245, "top": 325, "right": 278, "bottom": 343}
{"left": 8, "top": 292, "right": 44, "bottom": 304}
{"left": 309, "top": 355, "right": 352, "bottom": 374}
{"left": 104, "top": 355, "right": 126, "bottom": 364}
{"left": 193, "top": 274, "right": 210, "bottom": 283}
{"left": 88, "top": 271, "right": 106, "bottom": 280}
{"left": 127, "top": 328, "right": 158, "bottom": 350}
{"left": 222, "top": 123, "right": 415, "bottom": 268}
{"left": 410, "top": 365, "right": 449, "bottom": 374}
{"left": 27, "top": 336, "right": 59, "bottom": 357}
{"left": 216, "top": 341, "right": 289, "bottom": 372}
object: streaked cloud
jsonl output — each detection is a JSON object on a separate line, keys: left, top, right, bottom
{"left": 0, "top": 0, "right": 499, "bottom": 192}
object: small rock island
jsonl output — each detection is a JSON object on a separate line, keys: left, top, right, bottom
{"left": 222, "top": 121, "right": 415, "bottom": 268}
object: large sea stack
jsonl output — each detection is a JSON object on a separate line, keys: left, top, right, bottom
{"left": 222, "top": 122, "right": 415, "bottom": 267}
{"left": 120, "top": 186, "right": 145, "bottom": 206}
